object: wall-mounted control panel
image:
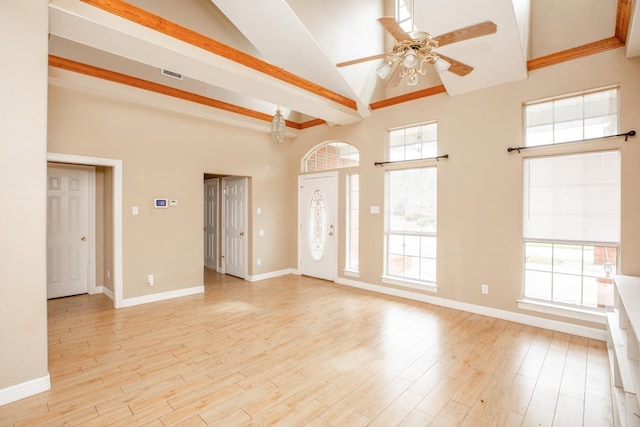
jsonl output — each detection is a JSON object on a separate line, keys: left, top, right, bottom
{"left": 154, "top": 198, "right": 169, "bottom": 208}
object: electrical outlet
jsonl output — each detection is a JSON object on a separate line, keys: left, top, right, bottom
{"left": 147, "top": 274, "right": 154, "bottom": 286}
{"left": 257, "top": 258, "right": 261, "bottom": 266}
{"left": 481, "top": 284, "right": 489, "bottom": 294}
{"left": 107, "top": 270, "right": 111, "bottom": 279}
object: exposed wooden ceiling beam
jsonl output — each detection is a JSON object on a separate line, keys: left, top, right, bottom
{"left": 527, "top": 37, "right": 624, "bottom": 71}
{"left": 615, "top": 0, "right": 634, "bottom": 43}
{"left": 80, "top": 0, "right": 357, "bottom": 112}
{"left": 370, "top": 86, "right": 447, "bottom": 110}
{"left": 49, "top": 55, "right": 303, "bottom": 129}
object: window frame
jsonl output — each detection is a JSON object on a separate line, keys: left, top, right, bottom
{"left": 523, "top": 86, "right": 619, "bottom": 147}
{"left": 302, "top": 141, "right": 359, "bottom": 173}
{"left": 520, "top": 149, "right": 621, "bottom": 316}
{"left": 344, "top": 173, "right": 359, "bottom": 277}
{"left": 395, "top": 0, "right": 413, "bottom": 32}
{"left": 523, "top": 240, "right": 618, "bottom": 310}
{"left": 387, "top": 121, "right": 438, "bottom": 162}
{"left": 382, "top": 166, "right": 438, "bottom": 292}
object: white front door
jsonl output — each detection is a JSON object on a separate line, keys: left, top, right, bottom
{"left": 223, "top": 177, "right": 247, "bottom": 279}
{"left": 47, "top": 164, "right": 91, "bottom": 298}
{"left": 204, "top": 179, "right": 219, "bottom": 271}
{"left": 298, "top": 172, "right": 337, "bottom": 281}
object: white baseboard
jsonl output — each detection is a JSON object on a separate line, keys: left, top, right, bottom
{"left": 247, "top": 268, "right": 297, "bottom": 282}
{"left": 0, "top": 374, "right": 50, "bottom": 406}
{"left": 91, "top": 285, "right": 104, "bottom": 295}
{"left": 335, "top": 277, "right": 608, "bottom": 341}
{"left": 120, "top": 285, "right": 204, "bottom": 308}
{"left": 102, "top": 286, "right": 114, "bottom": 301}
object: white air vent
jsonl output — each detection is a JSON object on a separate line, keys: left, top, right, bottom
{"left": 161, "top": 69, "right": 183, "bottom": 80}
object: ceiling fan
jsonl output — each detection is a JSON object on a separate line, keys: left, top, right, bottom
{"left": 337, "top": 18, "right": 497, "bottom": 87}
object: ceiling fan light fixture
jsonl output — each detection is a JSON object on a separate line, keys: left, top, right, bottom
{"left": 433, "top": 57, "right": 451, "bottom": 74}
{"left": 271, "top": 107, "right": 285, "bottom": 144}
{"left": 402, "top": 49, "right": 418, "bottom": 68}
{"left": 376, "top": 61, "right": 393, "bottom": 79}
{"left": 406, "top": 69, "right": 419, "bottom": 86}
{"left": 336, "top": 19, "right": 495, "bottom": 88}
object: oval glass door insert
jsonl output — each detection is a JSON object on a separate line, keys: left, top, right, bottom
{"left": 308, "top": 190, "right": 327, "bottom": 261}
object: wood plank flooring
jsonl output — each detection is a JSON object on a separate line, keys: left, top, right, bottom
{"left": 0, "top": 272, "right": 614, "bottom": 426}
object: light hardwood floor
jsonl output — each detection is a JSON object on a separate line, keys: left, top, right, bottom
{"left": 0, "top": 272, "right": 613, "bottom": 426}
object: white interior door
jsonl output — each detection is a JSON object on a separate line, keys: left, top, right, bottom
{"left": 204, "top": 179, "right": 219, "bottom": 271}
{"left": 298, "top": 172, "right": 337, "bottom": 281}
{"left": 223, "top": 177, "right": 247, "bottom": 279}
{"left": 47, "top": 164, "right": 91, "bottom": 298}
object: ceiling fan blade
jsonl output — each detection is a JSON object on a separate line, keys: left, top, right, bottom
{"left": 336, "top": 52, "right": 389, "bottom": 67}
{"left": 385, "top": 62, "right": 402, "bottom": 88}
{"left": 378, "top": 17, "right": 412, "bottom": 41}
{"left": 437, "top": 54, "right": 474, "bottom": 76}
{"left": 433, "top": 21, "right": 497, "bottom": 48}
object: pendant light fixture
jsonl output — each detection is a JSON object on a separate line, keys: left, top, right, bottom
{"left": 271, "top": 107, "right": 285, "bottom": 143}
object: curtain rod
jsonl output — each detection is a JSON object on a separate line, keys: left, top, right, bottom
{"left": 374, "top": 154, "right": 449, "bottom": 166}
{"left": 507, "top": 130, "right": 636, "bottom": 153}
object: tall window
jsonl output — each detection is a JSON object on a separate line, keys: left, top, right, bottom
{"left": 395, "top": 0, "right": 413, "bottom": 32}
{"left": 304, "top": 142, "right": 359, "bottom": 173}
{"left": 525, "top": 87, "right": 618, "bottom": 147}
{"left": 384, "top": 122, "right": 438, "bottom": 287}
{"left": 523, "top": 151, "right": 620, "bottom": 310}
{"left": 385, "top": 168, "right": 437, "bottom": 284}
{"left": 345, "top": 174, "right": 359, "bottom": 274}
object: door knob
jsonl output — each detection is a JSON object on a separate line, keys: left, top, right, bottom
{"left": 328, "top": 232, "right": 334, "bottom": 236}
{"left": 240, "top": 232, "right": 245, "bottom": 236}
{"left": 80, "top": 236, "right": 87, "bottom": 241}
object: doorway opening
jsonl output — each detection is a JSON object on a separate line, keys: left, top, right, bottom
{"left": 47, "top": 153, "right": 123, "bottom": 307}
{"left": 203, "top": 173, "right": 249, "bottom": 280}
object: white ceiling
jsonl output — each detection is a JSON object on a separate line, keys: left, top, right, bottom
{"left": 47, "top": 0, "right": 640, "bottom": 135}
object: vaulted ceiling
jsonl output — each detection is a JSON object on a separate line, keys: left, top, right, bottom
{"left": 48, "top": 0, "right": 639, "bottom": 138}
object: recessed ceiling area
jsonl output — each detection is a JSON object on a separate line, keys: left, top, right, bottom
{"left": 47, "top": 0, "right": 639, "bottom": 136}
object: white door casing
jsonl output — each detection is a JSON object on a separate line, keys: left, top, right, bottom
{"left": 204, "top": 179, "right": 219, "bottom": 271}
{"left": 47, "top": 153, "right": 123, "bottom": 308}
{"left": 298, "top": 172, "right": 337, "bottom": 281}
{"left": 222, "top": 177, "right": 248, "bottom": 279}
{"left": 47, "top": 164, "right": 95, "bottom": 298}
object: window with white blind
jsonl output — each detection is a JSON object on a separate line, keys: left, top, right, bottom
{"left": 345, "top": 174, "right": 359, "bottom": 274}
{"left": 523, "top": 150, "right": 620, "bottom": 310}
{"left": 524, "top": 87, "right": 618, "bottom": 147}
{"left": 384, "top": 167, "right": 437, "bottom": 288}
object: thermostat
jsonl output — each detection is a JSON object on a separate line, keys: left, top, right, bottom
{"left": 154, "top": 198, "right": 169, "bottom": 208}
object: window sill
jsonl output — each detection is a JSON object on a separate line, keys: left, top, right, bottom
{"left": 381, "top": 276, "right": 438, "bottom": 293}
{"left": 517, "top": 298, "right": 607, "bottom": 324}
{"left": 343, "top": 269, "right": 359, "bottom": 279}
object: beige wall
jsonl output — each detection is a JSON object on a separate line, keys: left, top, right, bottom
{"left": 49, "top": 46, "right": 640, "bottom": 325}
{"left": 0, "top": 0, "right": 49, "bottom": 390}
{"left": 48, "top": 87, "right": 297, "bottom": 298}
{"left": 291, "top": 48, "right": 640, "bottom": 326}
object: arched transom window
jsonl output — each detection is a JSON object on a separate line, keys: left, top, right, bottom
{"left": 303, "top": 142, "right": 359, "bottom": 173}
